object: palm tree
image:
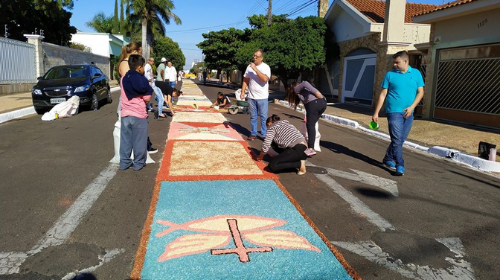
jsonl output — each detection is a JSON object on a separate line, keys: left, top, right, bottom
{"left": 128, "top": 0, "right": 181, "bottom": 59}
{"left": 85, "top": 12, "right": 114, "bottom": 33}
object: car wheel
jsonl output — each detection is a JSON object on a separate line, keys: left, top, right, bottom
{"left": 35, "top": 108, "right": 45, "bottom": 115}
{"left": 91, "top": 93, "right": 99, "bottom": 111}
{"left": 106, "top": 88, "right": 112, "bottom": 104}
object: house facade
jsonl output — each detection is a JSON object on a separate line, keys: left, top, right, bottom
{"left": 321, "top": 0, "right": 437, "bottom": 110}
{"left": 413, "top": 0, "right": 500, "bottom": 129}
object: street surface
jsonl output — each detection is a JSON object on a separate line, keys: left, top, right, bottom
{"left": 0, "top": 80, "right": 499, "bottom": 279}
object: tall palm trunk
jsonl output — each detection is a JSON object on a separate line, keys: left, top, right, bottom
{"left": 141, "top": 16, "right": 149, "bottom": 59}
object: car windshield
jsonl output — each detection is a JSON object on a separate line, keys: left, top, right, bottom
{"left": 44, "top": 66, "right": 88, "bottom": 80}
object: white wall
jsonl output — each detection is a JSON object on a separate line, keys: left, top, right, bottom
{"left": 71, "top": 33, "right": 110, "bottom": 58}
{"left": 433, "top": 8, "right": 500, "bottom": 43}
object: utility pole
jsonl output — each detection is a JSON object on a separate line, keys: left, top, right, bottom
{"left": 267, "top": 0, "right": 272, "bottom": 26}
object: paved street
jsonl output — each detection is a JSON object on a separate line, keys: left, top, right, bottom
{"left": 0, "top": 80, "right": 499, "bottom": 279}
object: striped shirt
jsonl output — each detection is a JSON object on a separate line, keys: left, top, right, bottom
{"left": 262, "top": 120, "right": 306, "bottom": 153}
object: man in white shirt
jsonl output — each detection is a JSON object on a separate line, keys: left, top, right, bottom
{"left": 145, "top": 57, "right": 166, "bottom": 117}
{"left": 240, "top": 49, "right": 271, "bottom": 141}
{"left": 164, "top": 61, "right": 177, "bottom": 88}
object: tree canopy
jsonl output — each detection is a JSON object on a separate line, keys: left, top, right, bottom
{"left": 197, "top": 28, "right": 247, "bottom": 77}
{"left": 198, "top": 15, "right": 327, "bottom": 88}
{"left": 152, "top": 36, "right": 185, "bottom": 71}
{"left": 0, "top": 0, "right": 76, "bottom": 45}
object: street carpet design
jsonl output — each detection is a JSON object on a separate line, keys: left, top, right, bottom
{"left": 131, "top": 79, "right": 357, "bottom": 279}
{"left": 167, "top": 122, "right": 243, "bottom": 141}
{"left": 139, "top": 180, "right": 352, "bottom": 279}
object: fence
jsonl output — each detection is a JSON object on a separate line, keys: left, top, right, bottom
{"left": 0, "top": 37, "right": 36, "bottom": 84}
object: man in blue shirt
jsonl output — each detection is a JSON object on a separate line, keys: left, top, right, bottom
{"left": 372, "top": 51, "right": 424, "bottom": 176}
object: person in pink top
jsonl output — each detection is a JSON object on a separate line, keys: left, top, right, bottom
{"left": 119, "top": 55, "right": 153, "bottom": 171}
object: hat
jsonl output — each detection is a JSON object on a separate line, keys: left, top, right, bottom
{"left": 161, "top": 57, "right": 166, "bottom": 62}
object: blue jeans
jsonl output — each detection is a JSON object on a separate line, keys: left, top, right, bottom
{"left": 120, "top": 116, "right": 148, "bottom": 171}
{"left": 248, "top": 98, "right": 268, "bottom": 137}
{"left": 384, "top": 112, "right": 414, "bottom": 167}
{"left": 169, "top": 81, "right": 175, "bottom": 89}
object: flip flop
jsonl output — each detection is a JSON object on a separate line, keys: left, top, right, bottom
{"left": 158, "top": 113, "right": 167, "bottom": 118}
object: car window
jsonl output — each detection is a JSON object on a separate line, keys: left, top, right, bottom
{"left": 44, "top": 66, "right": 88, "bottom": 79}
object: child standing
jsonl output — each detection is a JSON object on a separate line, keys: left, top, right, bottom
{"left": 120, "top": 55, "right": 153, "bottom": 171}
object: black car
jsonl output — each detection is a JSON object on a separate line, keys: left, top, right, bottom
{"left": 32, "top": 64, "right": 112, "bottom": 114}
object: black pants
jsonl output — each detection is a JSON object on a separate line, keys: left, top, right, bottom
{"left": 304, "top": 98, "right": 327, "bottom": 148}
{"left": 268, "top": 144, "right": 307, "bottom": 172}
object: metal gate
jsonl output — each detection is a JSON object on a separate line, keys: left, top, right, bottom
{"left": 434, "top": 44, "right": 500, "bottom": 128}
{"left": 0, "top": 37, "right": 36, "bottom": 83}
{"left": 342, "top": 54, "right": 377, "bottom": 106}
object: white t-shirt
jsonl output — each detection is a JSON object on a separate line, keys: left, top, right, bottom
{"left": 144, "top": 63, "right": 154, "bottom": 81}
{"left": 244, "top": 62, "right": 271, "bottom": 99}
{"left": 164, "top": 66, "right": 177, "bottom": 82}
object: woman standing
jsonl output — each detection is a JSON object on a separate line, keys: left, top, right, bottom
{"left": 257, "top": 114, "right": 308, "bottom": 175}
{"left": 287, "top": 81, "right": 327, "bottom": 157}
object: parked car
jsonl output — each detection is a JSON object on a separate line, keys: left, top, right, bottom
{"left": 32, "top": 64, "right": 111, "bottom": 114}
{"left": 184, "top": 73, "right": 196, "bottom": 79}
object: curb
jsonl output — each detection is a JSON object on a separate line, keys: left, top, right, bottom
{"left": 0, "top": 107, "right": 36, "bottom": 124}
{"left": 276, "top": 100, "right": 500, "bottom": 173}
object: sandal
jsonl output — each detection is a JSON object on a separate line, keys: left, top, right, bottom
{"left": 158, "top": 113, "right": 167, "bottom": 118}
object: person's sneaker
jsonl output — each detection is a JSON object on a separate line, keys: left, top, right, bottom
{"left": 148, "top": 148, "right": 158, "bottom": 154}
{"left": 304, "top": 148, "right": 317, "bottom": 157}
{"left": 395, "top": 166, "right": 405, "bottom": 176}
{"left": 383, "top": 160, "right": 396, "bottom": 170}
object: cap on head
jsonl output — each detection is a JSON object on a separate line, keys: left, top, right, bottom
{"left": 161, "top": 57, "right": 166, "bottom": 62}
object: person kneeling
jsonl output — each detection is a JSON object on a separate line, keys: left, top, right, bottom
{"left": 256, "top": 114, "right": 307, "bottom": 175}
{"left": 211, "top": 92, "right": 231, "bottom": 109}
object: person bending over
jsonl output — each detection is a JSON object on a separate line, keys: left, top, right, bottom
{"left": 257, "top": 114, "right": 308, "bottom": 175}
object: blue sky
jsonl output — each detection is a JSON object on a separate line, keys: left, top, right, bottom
{"left": 69, "top": 0, "right": 448, "bottom": 70}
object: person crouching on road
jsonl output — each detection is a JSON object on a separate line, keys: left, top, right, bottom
{"left": 211, "top": 92, "right": 231, "bottom": 109}
{"left": 119, "top": 54, "right": 153, "bottom": 171}
{"left": 256, "top": 114, "right": 308, "bottom": 175}
{"left": 287, "top": 81, "right": 327, "bottom": 157}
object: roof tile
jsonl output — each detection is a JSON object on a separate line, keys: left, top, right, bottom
{"left": 345, "top": 0, "right": 440, "bottom": 23}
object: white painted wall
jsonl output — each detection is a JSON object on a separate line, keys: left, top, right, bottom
{"left": 70, "top": 33, "right": 111, "bottom": 58}
{"left": 332, "top": 12, "right": 367, "bottom": 43}
{"left": 433, "top": 8, "right": 500, "bottom": 43}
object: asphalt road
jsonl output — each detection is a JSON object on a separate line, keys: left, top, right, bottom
{"left": 0, "top": 80, "right": 499, "bottom": 280}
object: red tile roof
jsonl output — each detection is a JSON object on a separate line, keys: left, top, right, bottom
{"left": 345, "top": 0, "right": 440, "bottom": 23}
{"left": 413, "top": 0, "right": 478, "bottom": 16}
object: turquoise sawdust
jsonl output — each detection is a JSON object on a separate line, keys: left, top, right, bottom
{"left": 141, "top": 180, "right": 352, "bottom": 279}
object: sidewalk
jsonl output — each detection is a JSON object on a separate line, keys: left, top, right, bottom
{"left": 1, "top": 81, "right": 499, "bottom": 174}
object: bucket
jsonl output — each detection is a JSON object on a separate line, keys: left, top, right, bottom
{"left": 369, "top": 121, "right": 379, "bottom": 130}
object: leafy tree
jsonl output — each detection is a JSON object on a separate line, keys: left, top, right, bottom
{"left": 127, "top": 0, "right": 181, "bottom": 59}
{"left": 152, "top": 36, "right": 185, "bottom": 71}
{"left": 70, "top": 42, "right": 91, "bottom": 52}
{"left": 235, "top": 16, "right": 327, "bottom": 89}
{"left": 85, "top": 12, "right": 114, "bottom": 33}
{"left": 197, "top": 28, "right": 246, "bottom": 82}
{"left": 0, "top": 0, "right": 76, "bottom": 45}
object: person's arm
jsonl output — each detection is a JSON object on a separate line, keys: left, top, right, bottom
{"left": 241, "top": 77, "right": 250, "bottom": 100}
{"left": 166, "top": 94, "right": 174, "bottom": 115}
{"left": 250, "top": 63, "right": 269, "bottom": 83}
{"left": 372, "top": 88, "right": 388, "bottom": 123}
{"left": 403, "top": 87, "right": 424, "bottom": 118}
{"left": 258, "top": 128, "right": 276, "bottom": 160}
{"left": 118, "top": 61, "right": 129, "bottom": 77}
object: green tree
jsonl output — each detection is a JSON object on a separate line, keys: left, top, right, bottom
{"left": 85, "top": 12, "right": 114, "bottom": 33}
{"left": 152, "top": 36, "right": 185, "bottom": 71}
{"left": 197, "top": 28, "right": 246, "bottom": 82}
{"left": 0, "top": 0, "right": 76, "bottom": 45}
{"left": 128, "top": 0, "right": 181, "bottom": 59}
